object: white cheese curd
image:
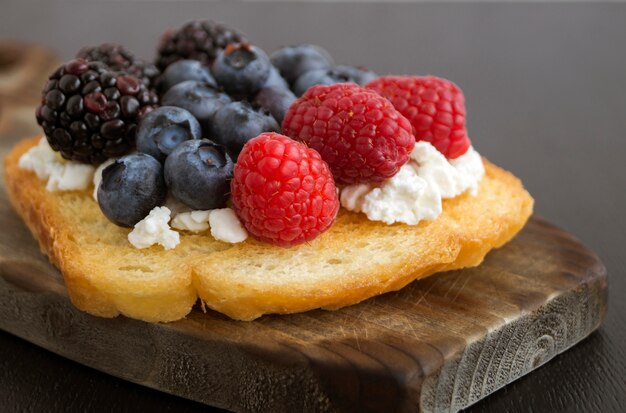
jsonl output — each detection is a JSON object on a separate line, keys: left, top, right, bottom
{"left": 18, "top": 138, "right": 59, "bottom": 179}
{"left": 341, "top": 163, "right": 442, "bottom": 225}
{"left": 208, "top": 208, "right": 248, "bottom": 243}
{"left": 46, "top": 163, "right": 96, "bottom": 192}
{"left": 171, "top": 210, "right": 210, "bottom": 232}
{"left": 92, "top": 158, "right": 116, "bottom": 201}
{"left": 128, "top": 206, "right": 180, "bottom": 250}
{"left": 412, "top": 142, "right": 484, "bottom": 198}
{"left": 19, "top": 137, "right": 95, "bottom": 192}
{"left": 340, "top": 142, "right": 485, "bottom": 225}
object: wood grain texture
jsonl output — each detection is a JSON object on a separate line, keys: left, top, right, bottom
{"left": 0, "top": 182, "right": 607, "bottom": 413}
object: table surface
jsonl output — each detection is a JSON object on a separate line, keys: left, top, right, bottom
{"left": 1, "top": 2, "right": 625, "bottom": 412}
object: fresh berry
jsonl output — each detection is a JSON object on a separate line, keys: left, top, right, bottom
{"left": 292, "top": 69, "right": 347, "bottom": 97}
{"left": 270, "top": 45, "right": 334, "bottom": 85}
{"left": 211, "top": 43, "right": 271, "bottom": 98}
{"left": 231, "top": 133, "right": 339, "bottom": 247}
{"left": 252, "top": 85, "right": 296, "bottom": 124}
{"left": 293, "top": 65, "right": 378, "bottom": 96}
{"left": 77, "top": 43, "right": 160, "bottom": 89}
{"left": 366, "top": 76, "right": 470, "bottom": 159}
{"left": 98, "top": 153, "right": 166, "bottom": 227}
{"left": 211, "top": 101, "right": 279, "bottom": 160}
{"left": 156, "top": 59, "right": 217, "bottom": 93}
{"left": 282, "top": 83, "right": 415, "bottom": 185}
{"left": 136, "top": 106, "right": 202, "bottom": 162}
{"left": 334, "top": 65, "right": 378, "bottom": 85}
{"left": 156, "top": 20, "right": 247, "bottom": 70}
{"left": 263, "top": 66, "right": 290, "bottom": 90}
{"left": 35, "top": 59, "right": 158, "bottom": 164}
{"left": 160, "top": 80, "right": 231, "bottom": 136}
{"left": 164, "top": 139, "right": 234, "bottom": 210}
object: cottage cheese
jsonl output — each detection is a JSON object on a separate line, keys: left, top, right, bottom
{"left": 413, "top": 142, "right": 484, "bottom": 198}
{"left": 208, "top": 208, "right": 248, "bottom": 243}
{"left": 171, "top": 210, "right": 210, "bottom": 232}
{"left": 128, "top": 206, "right": 180, "bottom": 250}
{"left": 19, "top": 138, "right": 95, "bottom": 192}
{"left": 170, "top": 207, "right": 247, "bottom": 243}
{"left": 340, "top": 142, "right": 484, "bottom": 225}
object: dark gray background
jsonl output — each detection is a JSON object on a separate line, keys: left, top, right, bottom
{"left": 1, "top": 1, "right": 625, "bottom": 412}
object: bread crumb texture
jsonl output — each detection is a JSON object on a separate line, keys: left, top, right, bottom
{"left": 4, "top": 137, "right": 533, "bottom": 321}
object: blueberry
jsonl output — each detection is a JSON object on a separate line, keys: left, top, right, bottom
{"left": 270, "top": 45, "right": 334, "bottom": 85}
{"left": 157, "top": 60, "right": 217, "bottom": 93}
{"left": 212, "top": 43, "right": 271, "bottom": 98}
{"left": 136, "top": 106, "right": 202, "bottom": 162}
{"left": 212, "top": 101, "right": 280, "bottom": 160}
{"left": 164, "top": 139, "right": 234, "bottom": 210}
{"left": 292, "top": 65, "right": 377, "bottom": 96}
{"left": 252, "top": 86, "right": 296, "bottom": 125}
{"left": 292, "top": 69, "right": 349, "bottom": 96}
{"left": 98, "top": 153, "right": 166, "bottom": 227}
{"left": 263, "top": 66, "right": 289, "bottom": 90}
{"left": 161, "top": 80, "right": 231, "bottom": 136}
{"left": 334, "top": 65, "right": 378, "bottom": 85}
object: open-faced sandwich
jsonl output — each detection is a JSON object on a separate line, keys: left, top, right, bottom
{"left": 3, "top": 20, "right": 533, "bottom": 322}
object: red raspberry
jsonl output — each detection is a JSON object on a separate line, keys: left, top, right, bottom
{"left": 281, "top": 83, "right": 415, "bottom": 185}
{"left": 366, "top": 76, "right": 471, "bottom": 159}
{"left": 231, "top": 132, "right": 339, "bottom": 247}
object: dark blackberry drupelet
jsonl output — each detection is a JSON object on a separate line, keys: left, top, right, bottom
{"left": 77, "top": 43, "right": 160, "bottom": 89}
{"left": 155, "top": 20, "right": 247, "bottom": 70}
{"left": 35, "top": 58, "right": 158, "bottom": 164}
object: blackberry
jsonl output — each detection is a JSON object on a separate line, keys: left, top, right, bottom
{"left": 77, "top": 43, "right": 160, "bottom": 89}
{"left": 35, "top": 58, "right": 158, "bottom": 164}
{"left": 156, "top": 20, "right": 247, "bottom": 70}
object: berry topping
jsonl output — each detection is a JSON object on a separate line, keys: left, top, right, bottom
{"left": 160, "top": 80, "right": 231, "bottom": 136}
{"left": 77, "top": 43, "right": 159, "bottom": 89}
{"left": 136, "top": 106, "right": 202, "bottom": 161}
{"left": 212, "top": 43, "right": 271, "bottom": 98}
{"left": 231, "top": 133, "right": 339, "bottom": 247}
{"left": 164, "top": 139, "right": 234, "bottom": 210}
{"left": 366, "top": 76, "right": 471, "bottom": 159}
{"left": 282, "top": 83, "right": 415, "bottom": 185}
{"left": 156, "top": 59, "right": 217, "bottom": 93}
{"left": 156, "top": 20, "right": 247, "bottom": 70}
{"left": 270, "top": 45, "right": 334, "bottom": 85}
{"left": 334, "top": 65, "right": 378, "bottom": 85}
{"left": 211, "top": 101, "right": 280, "bottom": 161}
{"left": 263, "top": 66, "right": 290, "bottom": 90}
{"left": 292, "top": 65, "right": 378, "bottom": 96}
{"left": 98, "top": 153, "right": 167, "bottom": 227}
{"left": 252, "top": 85, "right": 296, "bottom": 124}
{"left": 35, "top": 59, "right": 158, "bottom": 164}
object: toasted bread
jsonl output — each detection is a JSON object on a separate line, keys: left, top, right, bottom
{"left": 4, "top": 137, "right": 533, "bottom": 321}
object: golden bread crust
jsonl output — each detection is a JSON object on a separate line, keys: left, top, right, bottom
{"left": 4, "top": 137, "right": 533, "bottom": 321}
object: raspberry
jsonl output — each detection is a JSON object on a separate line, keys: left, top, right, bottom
{"left": 366, "top": 76, "right": 471, "bottom": 159}
{"left": 231, "top": 133, "right": 339, "bottom": 247}
{"left": 282, "top": 83, "right": 415, "bottom": 185}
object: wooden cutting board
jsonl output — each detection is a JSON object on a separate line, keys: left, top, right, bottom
{"left": 0, "top": 176, "right": 608, "bottom": 413}
{"left": 0, "top": 45, "right": 608, "bottom": 413}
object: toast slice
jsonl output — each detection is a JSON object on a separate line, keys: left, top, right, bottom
{"left": 4, "top": 137, "right": 533, "bottom": 321}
